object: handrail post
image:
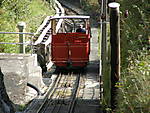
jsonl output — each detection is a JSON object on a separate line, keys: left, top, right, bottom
{"left": 108, "top": 2, "right": 120, "bottom": 109}
{"left": 17, "top": 22, "right": 26, "bottom": 54}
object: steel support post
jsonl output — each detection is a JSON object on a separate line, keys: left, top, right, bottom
{"left": 17, "top": 22, "right": 26, "bottom": 54}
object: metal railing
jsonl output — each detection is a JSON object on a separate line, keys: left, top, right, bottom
{"left": 0, "top": 32, "right": 34, "bottom": 35}
{"left": 0, "top": 31, "right": 35, "bottom": 54}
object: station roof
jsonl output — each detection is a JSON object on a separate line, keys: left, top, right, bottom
{"left": 50, "top": 15, "right": 90, "bottom": 19}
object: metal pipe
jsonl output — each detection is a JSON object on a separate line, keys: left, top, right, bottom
{"left": 27, "top": 83, "right": 42, "bottom": 96}
{"left": 0, "top": 32, "right": 34, "bottom": 35}
{"left": 0, "top": 42, "right": 32, "bottom": 45}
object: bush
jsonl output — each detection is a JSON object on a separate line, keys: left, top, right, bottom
{"left": 116, "top": 51, "right": 150, "bottom": 113}
{"left": 116, "top": 0, "right": 150, "bottom": 112}
{"left": 81, "top": 0, "right": 100, "bottom": 21}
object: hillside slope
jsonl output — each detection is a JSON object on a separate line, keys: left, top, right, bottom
{"left": 0, "top": 0, "right": 54, "bottom": 53}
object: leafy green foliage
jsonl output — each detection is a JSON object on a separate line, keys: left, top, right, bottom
{"left": 116, "top": 0, "right": 150, "bottom": 112}
{"left": 81, "top": 0, "right": 100, "bottom": 21}
{"left": 2, "top": 0, "right": 30, "bottom": 21}
{"left": 116, "top": 52, "right": 150, "bottom": 113}
{"left": 0, "top": 0, "right": 54, "bottom": 53}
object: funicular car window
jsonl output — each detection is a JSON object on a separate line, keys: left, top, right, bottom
{"left": 62, "top": 18, "right": 86, "bottom": 34}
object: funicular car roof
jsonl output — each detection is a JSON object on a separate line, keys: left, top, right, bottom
{"left": 50, "top": 15, "right": 90, "bottom": 19}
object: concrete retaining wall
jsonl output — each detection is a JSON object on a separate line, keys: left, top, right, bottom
{"left": 0, "top": 53, "right": 44, "bottom": 105}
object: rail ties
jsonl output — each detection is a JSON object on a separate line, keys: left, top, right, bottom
{"left": 37, "top": 70, "right": 82, "bottom": 113}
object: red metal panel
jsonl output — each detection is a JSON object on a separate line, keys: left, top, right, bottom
{"left": 51, "top": 34, "right": 68, "bottom": 64}
{"left": 51, "top": 33, "right": 90, "bottom": 67}
{"left": 70, "top": 43, "right": 89, "bottom": 61}
{"left": 52, "top": 43, "right": 68, "bottom": 61}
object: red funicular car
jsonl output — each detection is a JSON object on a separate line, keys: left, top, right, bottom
{"left": 51, "top": 15, "right": 91, "bottom": 68}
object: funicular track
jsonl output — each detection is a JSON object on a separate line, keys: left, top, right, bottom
{"left": 31, "top": 1, "right": 89, "bottom": 113}
{"left": 29, "top": 0, "right": 101, "bottom": 113}
{"left": 36, "top": 69, "right": 83, "bottom": 113}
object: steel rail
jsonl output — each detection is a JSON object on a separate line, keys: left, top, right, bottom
{"left": 48, "top": 74, "right": 68, "bottom": 113}
{"left": 36, "top": 73, "right": 62, "bottom": 113}
{"left": 67, "top": 72, "right": 81, "bottom": 113}
{"left": 50, "top": 72, "right": 81, "bottom": 113}
{"left": 78, "top": 73, "right": 86, "bottom": 98}
{"left": 37, "top": 71, "right": 81, "bottom": 113}
{"left": 50, "top": 73, "right": 71, "bottom": 113}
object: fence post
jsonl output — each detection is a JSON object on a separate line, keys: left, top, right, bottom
{"left": 17, "top": 22, "right": 26, "bottom": 54}
{"left": 108, "top": 2, "right": 120, "bottom": 109}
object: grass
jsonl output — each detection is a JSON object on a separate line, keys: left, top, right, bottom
{"left": 0, "top": 0, "right": 55, "bottom": 53}
{"left": 26, "top": 0, "right": 54, "bottom": 32}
